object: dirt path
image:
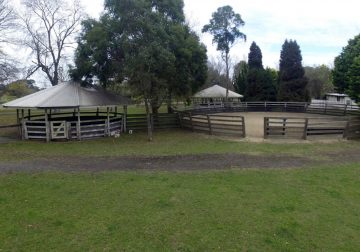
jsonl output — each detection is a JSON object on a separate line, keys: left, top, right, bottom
{"left": 1, "top": 151, "right": 359, "bottom": 173}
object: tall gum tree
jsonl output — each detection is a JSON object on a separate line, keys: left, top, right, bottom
{"left": 202, "top": 5, "right": 246, "bottom": 100}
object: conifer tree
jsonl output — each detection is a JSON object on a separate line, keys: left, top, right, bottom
{"left": 245, "top": 42, "right": 277, "bottom": 101}
{"left": 278, "top": 39, "right": 308, "bottom": 101}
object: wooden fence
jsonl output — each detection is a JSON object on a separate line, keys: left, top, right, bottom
{"left": 264, "top": 116, "right": 351, "bottom": 139}
{"left": 180, "top": 113, "right": 245, "bottom": 137}
{"left": 126, "top": 113, "right": 180, "bottom": 132}
{"left": 187, "top": 102, "right": 360, "bottom": 116}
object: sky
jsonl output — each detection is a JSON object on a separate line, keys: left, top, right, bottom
{"left": 81, "top": 0, "right": 360, "bottom": 70}
{"left": 8, "top": 0, "right": 360, "bottom": 86}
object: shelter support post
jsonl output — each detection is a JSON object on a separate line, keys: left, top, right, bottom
{"left": 45, "top": 109, "right": 50, "bottom": 142}
{"left": 28, "top": 109, "right": 31, "bottom": 120}
{"left": 21, "top": 109, "right": 25, "bottom": 140}
{"left": 96, "top": 107, "right": 99, "bottom": 117}
{"left": 77, "top": 108, "right": 81, "bottom": 140}
{"left": 16, "top": 109, "right": 21, "bottom": 139}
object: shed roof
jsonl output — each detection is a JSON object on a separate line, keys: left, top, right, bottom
{"left": 193, "top": 85, "right": 243, "bottom": 98}
{"left": 3, "top": 82, "right": 130, "bottom": 109}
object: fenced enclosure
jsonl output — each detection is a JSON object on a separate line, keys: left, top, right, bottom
{"left": 179, "top": 113, "right": 245, "bottom": 137}
{"left": 0, "top": 102, "right": 359, "bottom": 141}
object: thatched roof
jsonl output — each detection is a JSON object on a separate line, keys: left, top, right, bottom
{"left": 3, "top": 82, "right": 130, "bottom": 109}
{"left": 193, "top": 85, "right": 243, "bottom": 98}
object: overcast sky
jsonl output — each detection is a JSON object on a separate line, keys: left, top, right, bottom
{"left": 82, "top": 0, "right": 360, "bottom": 69}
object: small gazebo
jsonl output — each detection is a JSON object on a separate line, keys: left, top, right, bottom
{"left": 3, "top": 81, "right": 130, "bottom": 141}
{"left": 192, "top": 84, "right": 243, "bottom": 107}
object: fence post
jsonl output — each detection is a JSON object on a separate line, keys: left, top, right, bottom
{"left": 284, "top": 102, "right": 287, "bottom": 112}
{"left": 123, "top": 105, "right": 127, "bottom": 133}
{"left": 264, "top": 101, "right": 267, "bottom": 112}
{"left": 264, "top": 117, "right": 268, "bottom": 139}
{"left": 343, "top": 104, "right": 348, "bottom": 116}
{"left": 324, "top": 102, "right": 327, "bottom": 114}
{"left": 282, "top": 118, "right": 287, "bottom": 136}
{"left": 343, "top": 119, "right": 350, "bottom": 139}
{"left": 303, "top": 118, "right": 309, "bottom": 140}
{"left": 207, "top": 115, "right": 212, "bottom": 135}
{"left": 178, "top": 112, "right": 183, "bottom": 128}
{"left": 189, "top": 112, "right": 194, "bottom": 132}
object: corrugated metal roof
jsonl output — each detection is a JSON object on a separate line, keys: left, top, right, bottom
{"left": 193, "top": 85, "right": 243, "bottom": 98}
{"left": 3, "top": 82, "right": 130, "bottom": 108}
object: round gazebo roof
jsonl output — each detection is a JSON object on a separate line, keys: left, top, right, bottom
{"left": 193, "top": 85, "right": 243, "bottom": 98}
{"left": 3, "top": 81, "right": 130, "bottom": 109}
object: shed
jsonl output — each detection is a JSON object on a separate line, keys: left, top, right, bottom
{"left": 192, "top": 85, "right": 243, "bottom": 107}
{"left": 3, "top": 81, "right": 130, "bottom": 141}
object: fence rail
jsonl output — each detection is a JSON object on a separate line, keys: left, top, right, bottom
{"left": 264, "top": 116, "right": 351, "bottom": 139}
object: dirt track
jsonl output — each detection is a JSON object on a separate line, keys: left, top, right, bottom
{"left": 0, "top": 150, "right": 359, "bottom": 173}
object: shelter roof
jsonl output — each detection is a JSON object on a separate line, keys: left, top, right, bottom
{"left": 3, "top": 82, "right": 130, "bottom": 109}
{"left": 193, "top": 85, "right": 243, "bottom": 98}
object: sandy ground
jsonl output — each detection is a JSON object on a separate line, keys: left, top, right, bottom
{"left": 218, "top": 112, "right": 342, "bottom": 138}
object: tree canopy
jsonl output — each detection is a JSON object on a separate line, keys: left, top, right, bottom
{"left": 278, "top": 39, "right": 308, "bottom": 102}
{"left": 333, "top": 34, "right": 360, "bottom": 101}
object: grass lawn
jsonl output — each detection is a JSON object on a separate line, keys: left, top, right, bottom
{"left": 1, "top": 164, "right": 360, "bottom": 251}
{"left": 0, "top": 128, "right": 359, "bottom": 251}
{"left": 0, "top": 130, "right": 359, "bottom": 162}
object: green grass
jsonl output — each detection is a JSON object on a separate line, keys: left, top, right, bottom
{"left": 0, "top": 164, "right": 359, "bottom": 251}
{"left": 0, "top": 130, "right": 359, "bottom": 162}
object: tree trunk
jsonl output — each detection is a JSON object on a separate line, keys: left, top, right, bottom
{"left": 167, "top": 93, "right": 173, "bottom": 113}
{"left": 145, "top": 98, "right": 153, "bottom": 141}
{"left": 225, "top": 52, "right": 230, "bottom": 101}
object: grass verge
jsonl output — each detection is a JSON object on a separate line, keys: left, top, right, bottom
{"left": 0, "top": 163, "right": 359, "bottom": 251}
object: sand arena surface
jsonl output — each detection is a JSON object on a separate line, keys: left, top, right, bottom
{"left": 216, "top": 112, "right": 342, "bottom": 138}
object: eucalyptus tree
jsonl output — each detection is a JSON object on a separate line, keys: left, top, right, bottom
{"left": 202, "top": 5, "right": 246, "bottom": 99}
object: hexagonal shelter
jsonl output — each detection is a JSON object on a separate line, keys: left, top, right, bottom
{"left": 3, "top": 82, "right": 130, "bottom": 141}
{"left": 192, "top": 85, "right": 243, "bottom": 107}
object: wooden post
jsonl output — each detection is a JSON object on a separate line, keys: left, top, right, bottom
{"left": 264, "top": 117, "right": 268, "bottom": 139}
{"left": 284, "top": 102, "right": 287, "bottom": 112}
{"left": 242, "top": 116, "right": 246, "bottom": 138}
{"left": 45, "top": 109, "right": 50, "bottom": 142}
{"left": 106, "top": 107, "right": 110, "bottom": 136}
{"left": 96, "top": 107, "right": 99, "bottom": 117}
{"left": 324, "top": 102, "right": 327, "bottom": 114}
{"left": 344, "top": 104, "right": 348, "bottom": 116}
{"left": 77, "top": 107, "right": 81, "bottom": 140}
{"left": 28, "top": 109, "right": 31, "bottom": 120}
{"left": 343, "top": 119, "right": 351, "bottom": 139}
{"left": 264, "top": 101, "right": 267, "bottom": 112}
{"left": 303, "top": 118, "right": 309, "bottom": 140}
{"left": 22, "top": 120, "right": 28, "bottom": 140}
{"left": 207, "top": 115, "right": 212, "bottom": 135}
{"left": 115, "top": 106, "right": 118, "bottom": 116}
{"left": 20, "top": 109, "right": 24, "bottom": 139}
{"left": 16, "top": 109, "right": 21, "bottom": 139}
{"left": 178, "top": 112, "right": 183, "bottom": 128}
{"left": 123, "top": 105, "right": 127, "bottom": 132}
{"left": 189, "top": 112, "right": 194, "bottom": 132}
{"left": 282, "top": 118, "right": 287, "bottom": 136}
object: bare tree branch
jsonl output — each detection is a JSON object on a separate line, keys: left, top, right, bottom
{"left": 19, "top": 0, "right": 83, "bottom": 86}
